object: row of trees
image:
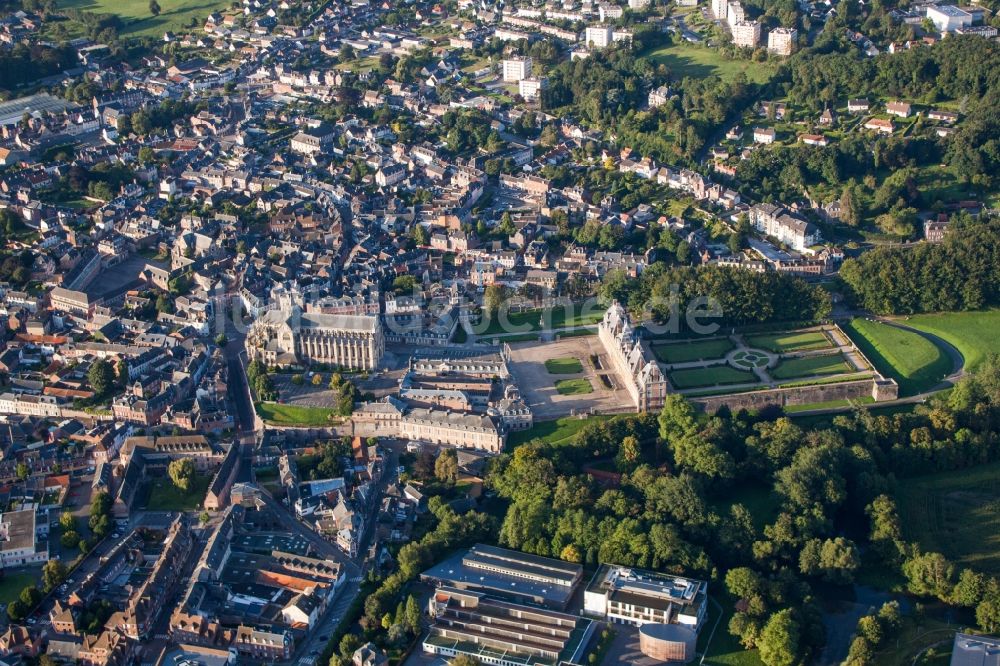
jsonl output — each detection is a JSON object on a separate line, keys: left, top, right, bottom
{"left": 246, "top": 359, "right": 278, "bottom": 402}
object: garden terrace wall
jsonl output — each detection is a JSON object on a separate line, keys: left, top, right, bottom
{"left": 691, "top": 377, "right": 898, "bottom": 413}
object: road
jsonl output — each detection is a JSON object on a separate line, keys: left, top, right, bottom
{"left": 218, "top": 298, "right": 383, "bottom": 666}
{"left": 787, "top": 316, "right": 968, "bottom": 417}
{"left": 255, "top": 492, "right": 363, "bottom": 665}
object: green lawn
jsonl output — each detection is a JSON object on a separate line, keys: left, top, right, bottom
{"left": 146, "top": 474, "right": 210, "bottom": 511}
{"left": 0, "top": 571, "right": 39, "bottom": 605}
{"left": 906, "top": 309, "right": 1000, "bottom": 372}
{"left": 844, "top": 319, "right": 951, "bottom": 396}
{"left": 642, "top": 42, "right": 777, "bottom": 84}
{"left": 545, "top": 357, "right": 584, "bottom": 374}
{"left": 871, "top": 612, "right": 962, "bottom": 666}
{"left": 783, "top": 396, "right": 875, "bottom": 412}
{"left": 652, "top": 338, "right": 735, "bottom": 364}
{"left": 701, "top": 596, "right": 764, "bottom": 666}
{"left": 554, "top": 378, "right": 593, "bottom": 395}
{"left": 770, "top": 353, "right": 854, "bottom": 380}
{"left": 257, "top": 402, "right": 339, "bottom": 427}
{"left": 482, "top": 305, "right": 605, "bottom": 335}
{"left": 507, "top": 415, "right": 614, "bottom": 448}
{"left": 746, "top": 331, "right": 833, "bottom": 353}
{"left": 669, "top": 365, "right": 758, "bottom": 389}
{"left": 59, "top": 0, "right": 231, "bottom": 36}
{"left": 708, "top": 482, "right": 781, "bottom": 530}
{"left": 898, "top": 461, "right": 1000, "bottom": 574}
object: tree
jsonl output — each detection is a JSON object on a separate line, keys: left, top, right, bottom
{"left": 15, "top": 462, "right": 29, "bottom": 481}
{"left": 758, "top": 609, "right": 801, "bottom": 666}
{"left": 155, "top": 293, "right": 174, "bottom": 314}
{"left": 902, "top": 552, "right": 955, "bottom": 600}
{"left": 435, "top": 449, "right": 459, "bottom": 485}
{"left": 6, "top": 599, "right": 25, "bottom": 622}
{"left": 616, "top": 435, "right": 641, "bottom": 471}
{"left": 19, "top": 586, "right": 40, "bottom": 608}
{"left": 168, "top": 458, "right": 196, "bottom": 491}
{"left": 800, "top": 537, "right": 860, "bottom": 584}
{"left": 449, "top": 656, "right": 480, "bottom": 666}
{"left": 59, "top": 512, "right": 76, "bottom": 531}
{"left": 312, "top": 373, "right": 324, "bottom": 386}
{"left": 61, "top": 530, "right": 80, "bottom": 549}
{"left": 977, "top": 591, "right": 1000, "bottom": 633}
{"left": 149, "top": 0, "right": 160, "bottom": 14}
{"left": 483, "top": 284, "right": 506, "bottom": 318}
{"left": 404, "top": 594, "right": 421, "bottom": 634}
{"left": 412, "top": 225, "right": 429, "bottom": 246}
{"left": 88, "top": 359, "right": 115, "bottom": 397}
{"left": 42, "top": 559, "right": 67, "bottom": 592}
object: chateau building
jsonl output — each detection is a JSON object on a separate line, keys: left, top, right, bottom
{"left": 246, "top": 305, "right": 384, "bottom": 370}
{"left": 598, "top": 303, "right": 668, "bottom": 412}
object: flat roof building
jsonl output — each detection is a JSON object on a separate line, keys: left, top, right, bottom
{"left": 584, "top": 564, "right": 708, "bottom": 631}
{"left": 950, "top": 632, "right": 1000, "bottom": 666}
{"left": 420, "top": 544, "right": 583, "bottom": 609}
{"left": 0, "top": 509, "right": 47, "bottom": 567}
{"left": 422, "top": 587, "right": 593, "bottom": 666}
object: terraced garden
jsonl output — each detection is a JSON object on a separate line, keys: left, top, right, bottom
{"left": 652, "top": 337, "right": 735, "bottom": 363}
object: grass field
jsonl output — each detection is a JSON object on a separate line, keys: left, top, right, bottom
{"left": 871, "top": 612, "right": 962, "bottom": 666}
{"left": 844, "top": 319, "right": 951, "bottom": 396}
{"left": 708, "top": 482, "right": 781, "bottom": 530}
{"left": 746, "top": 331, "right": 833, "bottom": 353}
{"left": 545, "top": 357, "right": 584, "bottom": 374}
{"left": 784, "top": 396, "right": 875, "bottom": 413}
{"left": 482, "top": 306, "right": 605, "bottom": 335}
{"left": 770, "top": 353, "right": 853, "bottom": 380}
{"left": 652, "top": 338, "right": 735, "bottom": 364}
{"left": 898, "top": 461, "right": 1000, "bottom": 573}
{"left": 59, "top": 0, "right": 230, "bottom": 36}
{"left": 507, "top": 415, "right": 614, "bottom": 448}
{"left": 146, "top": 474, "right": 209, "bottom": 511}
{"left": 554, "top": 378, "right": 593, "bottom": 395}
{"left": 643, "top": 42, "right": 776, "bottom": 84}
{"left": 0, "top": 571, "right": 39, "bottom": 605}
{"left": 669, "top": 365, "right": 757, "bottom": 389}
{"left": 701, "top": 596, "right": 764, "bottom": 666}
{"left": 906, "top": 309, "right": 1000, "bottom": 373}
{"left": 257, "top": 402, "right": 339, "bottom": 427}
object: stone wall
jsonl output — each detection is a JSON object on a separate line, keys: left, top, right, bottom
{"left": 691, "top": 377, "right": 898, "bottom": 413}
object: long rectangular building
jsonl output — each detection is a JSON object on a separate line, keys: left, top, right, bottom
{"left": 597, "top": 303, "right": 667, "bottom": 412}
{"left": 420, "top": 544, "right": 583, "bottom": 609}
{"left": 246, "top": 305, "right": 383, "bottom": 370}
{"left": 422, "top": 587, "right": 593, "bottom": 666}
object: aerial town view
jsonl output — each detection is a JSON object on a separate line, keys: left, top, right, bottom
{"left": 0, "top": 0, "right": 999, "bottom": 663}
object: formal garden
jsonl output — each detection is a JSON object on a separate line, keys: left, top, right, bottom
{"left": 650, "top": 325, "right": 883, "bottom": 402}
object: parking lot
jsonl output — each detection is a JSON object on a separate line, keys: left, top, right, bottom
{"left": 507, "top": 335, "right": 630, "bottom": 420}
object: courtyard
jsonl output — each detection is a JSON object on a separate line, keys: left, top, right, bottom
{"left": 507, "top": 336, "right": 629, "bottom": 421}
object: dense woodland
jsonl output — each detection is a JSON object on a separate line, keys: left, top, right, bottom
{"left": 0, "top": 42, "right": 77, "bottom": 91}
{"left": 840, "top": 216, "right": 1000, "bottom": 314}
{"left": 600, "top": 263, "right": 832, "bottom": 329}
{"left": 542, "top": 28, "right": 762, "bottom": 162}
{"left": 786, "top": 35, "right": 1000, "bottom": 188}
{"left": 486, "top": 356, "right": 1000, "bottom": 665}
